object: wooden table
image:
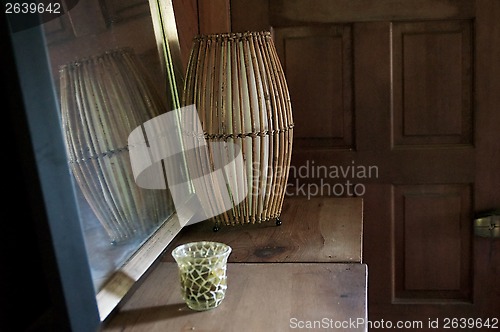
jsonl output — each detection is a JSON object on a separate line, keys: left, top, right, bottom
{"left": 102, "top": 197, "right": 367, "bottom": 331}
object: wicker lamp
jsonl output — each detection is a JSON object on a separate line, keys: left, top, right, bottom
{"left": 182, "top": 31, "right": 294, "bottom": 229}
{"left": 59, "top": 48, "right": 174, "bottom": 243}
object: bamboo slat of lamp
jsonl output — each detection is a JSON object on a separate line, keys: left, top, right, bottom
{"left": 182, "top": 31, "right": 294, "bottom": 229}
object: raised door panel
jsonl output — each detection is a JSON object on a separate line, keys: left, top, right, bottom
{"left": 392, "top": 20, "right": 473, "bottom": 146}
{"left": 394, "top": 184, "right": 472, "bottom": 302}
{"left": 274, "top": 26, "right": 353, "bottom": 150}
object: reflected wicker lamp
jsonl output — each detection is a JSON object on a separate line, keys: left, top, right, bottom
{"left": 59, "top": 48, "right": 174, "bottom": 244}
{"left": 182, "top": 31, "right": 294, "bottom": 229}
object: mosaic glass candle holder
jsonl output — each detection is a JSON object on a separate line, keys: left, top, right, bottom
{"left": 171, "top": 241, "right": 232, "bottom": 311}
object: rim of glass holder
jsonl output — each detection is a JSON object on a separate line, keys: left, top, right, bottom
{"left": 171, "top": 241, "right": 232, "bottom": 260}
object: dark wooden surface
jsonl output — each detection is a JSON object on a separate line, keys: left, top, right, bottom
{"left": 103, "top": 263, "right": 368, "bottom": 332}
{"left": 162, "top": 196, "right": 363, "bottom": 263}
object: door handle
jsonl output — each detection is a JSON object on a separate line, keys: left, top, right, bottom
{"left": 474, "top": 210, "right": 500, "bottom": 238}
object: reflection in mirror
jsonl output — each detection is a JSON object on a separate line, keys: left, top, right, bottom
{"left": 59, "top": 47, "right": 175, "bottom": 286}
{"left": 41, "top": 0, "right": 182, "bottom": 311}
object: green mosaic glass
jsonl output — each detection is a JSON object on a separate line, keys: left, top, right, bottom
{"left": 172, "top": 241, "right": 232, "bottom": 311}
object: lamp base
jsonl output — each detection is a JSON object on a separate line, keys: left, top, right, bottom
{"left": 212, "top": 216, "right": 282, "bottom": 232}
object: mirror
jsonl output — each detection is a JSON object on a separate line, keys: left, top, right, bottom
{"left": 40, "top": 0, "right": 186, "bottom": 320}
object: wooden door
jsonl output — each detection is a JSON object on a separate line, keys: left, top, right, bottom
{"left": 231, "top": 0, "right": 500, "bottom": 328}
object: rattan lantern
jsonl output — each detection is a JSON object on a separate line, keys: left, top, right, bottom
{"left": 182, "top": 31, "right": 294, "bottom": 229}
{"left": 60, "top": 48, "right": 174, "bottom": 243}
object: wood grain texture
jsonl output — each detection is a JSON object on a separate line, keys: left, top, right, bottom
{"left": 198, "top": 0, "right": 231, "bottom": 34}
{"left": 475, "top": 0, "right": 500, "bottom": 211}
{"left": 230, "top": 0, "right": 270, "bottom": 32}
{"left": 163, "top": 197, "right": 363, "bottom": 263}
{"left": 394, "top": 184, "right": 472, "bottom": 301}
{"left": 274, "top": 25, "right": 353, "bottom": 149}
{"left": 102, "top": 263, "right": 368, "bottom": 332}
{"left": 472, "top": 0, "right": 500, "bottom": 317}
{"left": 172, "top": 0, "right": 199, "bottom": 72}
{"left": 270, "top": 0, "right": 474, "bottom": 25}
{"left": 392, "top": 20, "right": 473, "bottom": 146}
